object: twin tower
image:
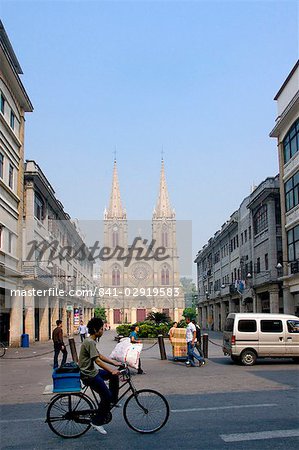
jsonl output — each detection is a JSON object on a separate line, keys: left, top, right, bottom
{"left": 101, "top": 159, "right": 184, "bottom": 327}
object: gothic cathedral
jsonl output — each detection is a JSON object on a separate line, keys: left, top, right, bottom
{"left": 102, "top": 159, "right": 184, "bottom": 328}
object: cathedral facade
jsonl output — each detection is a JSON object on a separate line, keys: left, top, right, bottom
{"left": 101, "top": 159, "right": 184, "bottom": 328}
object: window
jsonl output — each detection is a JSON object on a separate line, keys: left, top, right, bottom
{"left": 8, "top": 232, "right": 13, "bottom": 253}
{"left": 214, "top": 250, "right": 220, "bottom": 263}
{"left": 112, "top": 267, "right": 120, "bottom": 286}
{"left": 225, "top": 318, "right": 234, "bottom": 332}
{"left": 241, "top": 233, "right": 243, "bottom": 245}
{"left": 8, "top": 163, "right": 13, "bottom": 189}
{"left": 287, "top": 320, "right": 299, "bottom": 333}
{"left": 161, "top": 266, "right": 170, "bottom": 285}
{"left": 162, "top": 229, "right": 168, "bottom": 247}
{"left": 34, "top": 193, "right": 44, "bottom": 221}
{"left": 249, "top": 226, "right": 252, "bottom": 239}
{"left": 244, "top": 230, "right": 247, "bottom": 242}
{"left": 162, "top": 308, "right": 170, "bottom": 318}
{"left": 285, "top": 170, "right": 299, "bottom": 212}
{"left": 261, "top": 320, "right": 283, "bottom": 333}
{"left": 238, "top": 320, "right": 257, "bottom": 332}
{"left": 254, "top": 205, "right": 268, "bottom": 235}
{"left": 0, "top": 153, "right": 3, "bottom": 178}
{"left": 10, "top": 111, "right": 15, "bottom": 129}
{"left": 0, "top": 93, "right": 5, "bottom": 114}
{"left": 283, "top": 118, "right": 299, "bottom": 164}
{"left": 112, "top": 229, "right": 118, "bottom": 247}
{"left": 287, "top": 225, "right": 299, "bottom": 261}
{"left": 256, "top": 257, "right": 261, "bottom": 274}
{"left": 265, "top": 253, "right": 269, "bottom": 271}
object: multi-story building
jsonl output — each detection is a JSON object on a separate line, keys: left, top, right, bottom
{"left": 22, "top": 160, "right": 95, "bottom": 343}
{"left": 0, "top": 22, "right": 33, "bottom": 345}
{"left": 195, "top": 176, "right": 282, "bottom": 330}
{"left": 101, "top": 158, "right": 184, "bottom": 328}
{"left": 270, "top": 60, "right": 299, "bottom": 316}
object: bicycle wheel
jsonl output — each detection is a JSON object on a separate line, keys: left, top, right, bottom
{"left": 0, "top": 342, "right": 6, "bottom": 358}
{"left": 46, "top": 393, "right": 95, "bottom": 438}
{"left": 123, "top": 389, "right": 169, "bottom": 433}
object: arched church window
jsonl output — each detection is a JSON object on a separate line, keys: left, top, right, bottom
{"left": 112, "top": 266, "right": 121, "bottom": 286}
{"left": 161, "top": 266, "right": 170, "bottom": 285}
{"left": 162, "top": 229, "right": 168, "bottom": 247}
{"left": 112, "top": 225, "right": 119, "bottom": 247}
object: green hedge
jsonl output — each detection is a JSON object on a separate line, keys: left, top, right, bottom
{"left": 116, "top": 322, "right": 173, "bottom": 338}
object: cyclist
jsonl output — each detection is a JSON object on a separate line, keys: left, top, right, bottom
{"left": 78, "top": 317, "right": 120, "bottom": 435}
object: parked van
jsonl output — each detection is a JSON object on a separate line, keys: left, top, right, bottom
{"left": 223, "top": 313, "right": 299, "bottom": 366}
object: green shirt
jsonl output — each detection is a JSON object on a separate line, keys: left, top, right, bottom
{"left": 78, "top": 337, "right": 99, "bottom": 379}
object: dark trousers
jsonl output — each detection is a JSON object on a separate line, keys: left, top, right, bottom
{"left": 80, "top": 333, "right": 86, "bottom": 342}
{"left": 53, "top": 344, "right": 68, "bottom": 369}
{"left": 86, "top": 370, "right": 119, "bottom": 425}
{"left": 138, "top": 358, "right": 143, "bottom": 374}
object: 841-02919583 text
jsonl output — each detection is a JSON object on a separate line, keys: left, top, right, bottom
{"left": 98, "top": 287, "right": 181, "bottom": 297}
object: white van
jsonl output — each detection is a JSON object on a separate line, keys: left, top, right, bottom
{"left": 223, "top": 313, "right": 299, "bottom": 366}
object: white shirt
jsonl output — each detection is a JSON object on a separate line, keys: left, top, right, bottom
{"left": 186, "top": 322, "right": 196, "bottom": 342}
{"left": 79, "top": 324, "right": 88, "bottom": 334}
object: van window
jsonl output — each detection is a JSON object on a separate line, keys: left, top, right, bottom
{"left": 287, "top": 320, "right": 299, "bottom": 333}
{"left": 261, "top": 320, "right": 283, "bottom": 333}
{"left": 238, "top": 320, "right": 257, "bottom": 332}
{"left": 225, "top": 318, "right": 234, "bottom": 332}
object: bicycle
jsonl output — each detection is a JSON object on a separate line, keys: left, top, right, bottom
{"left": 46, "top": 364, "right": 170, "bottom": 438}
{"left": 0, "top": 342, "right": 6, "bottom": 358}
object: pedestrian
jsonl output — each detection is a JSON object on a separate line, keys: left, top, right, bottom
{"left": 129, "top": 325, "right": 145, "bottom": 374}
{"left": 169, "top": 321, "right": 178, "bottom": 345}
{"left": 52, "top": 319, "right": 68, "bottom": 369}
{"left": 192, "top": 319, "right": 202, "bottom": 352}
{"left": 78, "top": 320, "right": 88, "bottom": 342}
{"left": 78, "top": 317, "right": 120, "bottom": 435}
{"left": 185, "top": 317, "right": 205, "bottom": 367}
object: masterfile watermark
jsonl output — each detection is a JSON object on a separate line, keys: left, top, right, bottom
{"left": 26, "top": 237, "right": 169, "bottom": 267}
{"left": 10, "top": 288, "right": 97, "bottom": 298}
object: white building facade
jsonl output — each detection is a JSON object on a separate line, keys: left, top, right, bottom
{"left": 270, "top": 60, "right": 299, "bottom": 316}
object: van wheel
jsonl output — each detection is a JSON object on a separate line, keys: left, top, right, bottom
{"left": 241, "top": 350, "right": 256, "bottom": 366}
{"left": 231, "top": 355, "right": 240, "bottom": 364}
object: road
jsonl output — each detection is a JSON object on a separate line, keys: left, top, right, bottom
{"left": 0, "top": 331, "right": 298, "bottom": 449}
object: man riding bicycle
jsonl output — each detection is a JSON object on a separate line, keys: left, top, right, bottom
{"left": 78, "top": 317, "right": 120, "bottom": 435}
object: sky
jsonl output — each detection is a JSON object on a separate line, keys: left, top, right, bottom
{"left": 1, "top": 0, "right": 298, "bottom": 279}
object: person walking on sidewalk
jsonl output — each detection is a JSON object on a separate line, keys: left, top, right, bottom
{"left": 52, "top": 319, "right": 68, "bottom": 369}
{"left": 129, "top": 325, "right": 145, "bottom": 374}
{"left": 78, "top": 320, "right": 88, "bottom": 342}
{"left": 185, "top": 317, "right": 205, "bottom": 367}
{"left": 79, "top": 317, "right": 120, "bottom": 435}
{"left": 192, "top": 319, "right": 203, "bottom": 355}
{"left": 169, "top": 321, "right": 178, "bottom": 345}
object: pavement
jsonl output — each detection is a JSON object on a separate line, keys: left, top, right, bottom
{"left": 0, "top": 331, "right": 299, "bottom": 449}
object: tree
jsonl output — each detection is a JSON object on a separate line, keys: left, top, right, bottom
{"left": 146, "top": 312, "right": 170, "bottom": 324}
{"left": 180, "top": 277, "right": 197, "bottom": 308}
{"left": 94, "top": 307, "right": 107, "bottom": 322}
{"left": 182, "top": 307, "right": 197, "bottom": 321}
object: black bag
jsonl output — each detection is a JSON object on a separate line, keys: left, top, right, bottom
{"left": 55, "top": 362, "right": 80, "bottom": 373}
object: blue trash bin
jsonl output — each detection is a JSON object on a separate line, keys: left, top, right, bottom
{"left": 21, "top": 333, "right": 29, "bottom": 348}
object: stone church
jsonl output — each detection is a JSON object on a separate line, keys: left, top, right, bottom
{"left": 101, "top": 159, "right": 184, "bottom": 328}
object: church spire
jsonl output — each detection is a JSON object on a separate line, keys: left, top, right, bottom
{"left": 153, "top": 158, "right": 175, "bottom": 219}
{"left": 105, "top": 158, "right": 126, "bottom": 219}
